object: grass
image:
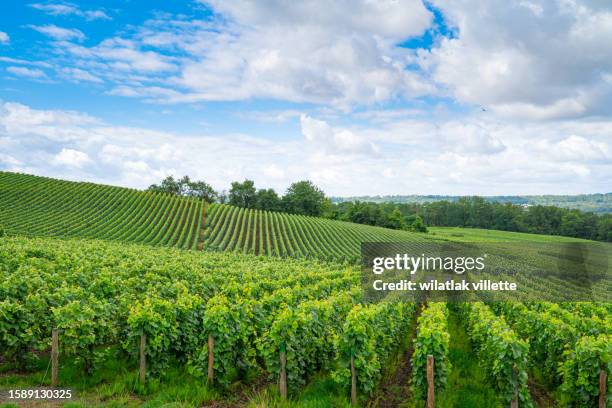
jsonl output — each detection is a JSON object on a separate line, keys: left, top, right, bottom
{"left": 246, "top": 374, "right": 351, "bottom": 408}
{"left": 0, "top": 350, "right": 223, "bottom": 407}
{"left": 437, "top": 307, "right": 501, "bottom": 408}
{"left": 429, "top": 227, "right": 589, "bottom": 243}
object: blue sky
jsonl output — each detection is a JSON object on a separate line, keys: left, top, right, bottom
{"left": 1, "top": 0, "right": 611, "bottom": 196}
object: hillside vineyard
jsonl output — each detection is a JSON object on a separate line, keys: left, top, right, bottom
{"left": 0, "top": 172, "right": 430, "bottom": 262}
{"left": 0, "top": 172, "right": 204, "bottom": 250}
{"left": 0, "top": 171, "right": 610, "bottom": 407}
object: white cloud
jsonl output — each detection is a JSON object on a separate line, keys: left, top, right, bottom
{"left": 300, "top": 114, "right": 378, "bottom": 156}
{"left": 422, "top": 0, "right": 612, "bottom": 119}
{"left": 60, "top": 67, "right": 103, "bottom": 83}
{"left": 31, "top": 1, "right": 434, "bottom": 106}
{"left": 0, "top": 31, "right": 9, "bottom": 44}
{"left": 53, "top": 148, "right": 91, "bottom": 168}
{"left": 29, "top": 3, "right": 111, "bottom": 20}
{"left": 1, "top": 100, "right": 611, "bottom": 196}
{"left": 6, "top": 66, "right": 47, "bottom": 79}
{"left": 29, "top": 24, "right": 85, "bottom": 41}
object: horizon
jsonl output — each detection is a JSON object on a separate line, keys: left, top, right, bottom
{"left": 1, "top": 0, "right": 611, "bottom": 196}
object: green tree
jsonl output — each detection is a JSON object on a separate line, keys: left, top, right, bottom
{"left": 255, "top": 188, "right": 281, "bottom": 211}
{"left": 385, "top": 208, "right": 406, "bottom": 230}
{"left": 229, "top": 180, "right": 257, "bottom": 208}
{"left": 148, "top": 175, "right": 217, "bottom": 203}
{"left": 282, "top": 180, "right": 326, "bottom": 216}
{"left": 185, "top": 180, "right": 217, "bottom": 203}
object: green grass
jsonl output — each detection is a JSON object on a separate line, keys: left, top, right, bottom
{"left": 429, "top": 227, "right": 588, "bottom": 243}
{"left": 437, "top": 307, "right": 502, "bottom": 408}
{"left": 247, "top": 375, "right": 351, "bottom": 408}
{"left": 0, "top": 351, "right": 223, "bottom": 407}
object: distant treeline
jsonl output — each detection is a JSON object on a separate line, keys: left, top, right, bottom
{"left": 332, "top": 193, "right": 612, "bottom": 214}
{"left": 148, "top": 176, "right": 611, "bottom": 241}
{"left": 348, "top": 197, "right": 611, "bottom": 242}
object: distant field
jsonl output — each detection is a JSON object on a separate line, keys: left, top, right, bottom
{"left": 429, "top": 226, "right": 589, "bottom": 242}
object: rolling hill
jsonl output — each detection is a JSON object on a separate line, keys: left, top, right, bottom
{"left": 0, "top": 172, "right": 429, "bottom": 261}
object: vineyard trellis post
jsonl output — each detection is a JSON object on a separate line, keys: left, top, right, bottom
{"left": 139, "top": 334, "right": 146, "bottom": 386}
{"left": 427, "top": 354, "right": 434, "bottom": 408}
{"left": 600, "top": 367, "right": 607, "bottom": 408}
{"left": 350, "top": 353, "right": 357, "bottom": 406}
{"left": 51, "top": 328, "right": 58, "bottom": 387}
{"left": 510, "top": 364, "right": 518, "bottom": 408}
{"left": 279, "top": 342, "right": 287, "bottom": 400}
{"left": 207, "top": 334, "right": 214, "bottom": 383}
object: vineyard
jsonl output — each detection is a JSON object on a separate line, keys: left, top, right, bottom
{"left": 0, "top": 172, "right": 430, "bottom": 262}
{"left": 0, "top": 172, "right": 204, "bottom": 250}
{"left": 0, "top": 171, "right": 610, "bottom": 407}
{"left": 0, "top": 235, "right": 610, "bottom": 407}
{"left": 203, "top": 203, "right": 429, "bottom": 262}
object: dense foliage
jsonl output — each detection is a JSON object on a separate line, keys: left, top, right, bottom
{"left": 331, "top": 196, "right": 611, "bottom": 241}
{"left": 412, "top": 302, "right": 451, "bottom": 400}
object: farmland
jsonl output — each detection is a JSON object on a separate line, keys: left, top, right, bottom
{"left": 0, "top": 172, "right": 610, "bottom": 407}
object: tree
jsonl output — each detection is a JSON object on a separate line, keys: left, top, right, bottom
{"left": 255, "top": 188, "right": 281, "bottom": 211}
{"left": 186, "top": 180, "right": 217, "bottom": 203}
{"left": 282, "top": 180, "right": 326, "bottom": 216}
{"left": 229, "top": 180, "right": 257, "bottom": 208}
{"left": 409, "top": 215, "right": 428, "bottom": 233}
{"left": 148, "top": 175, "right": 218, "bottom": 203}
{"left": 385, "top": 208, "right": 406, "bottom": 230}
{"left": 148, "top": 175, "right": 181, "bottom": 195}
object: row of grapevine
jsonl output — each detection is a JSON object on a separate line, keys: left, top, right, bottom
{"left": 0, "top": 172, "right": 204, "bottom": 250}
{"left": 491, "top": 301, "right": 611, "bottom": 406}
{"left": 333, "top": 301, "right": 416, "bottom": 396}
{"left": 203, "top": 203, "right": 431, "bottom": 263}
{"left": 411, "top": 302, "right": 451, "bottom": 400}
{"left": 457, "top": 302, "right": 533, "bottom": 407}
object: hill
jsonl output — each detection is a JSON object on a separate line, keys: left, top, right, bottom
{"left": 0, "top": 172, "right": 204, "bottom": 249}
{"left": 0, "top": 172, "right": 428, "bottom": 261}
{"left": 203, "top": 203, "right": 429, "bottom": 262}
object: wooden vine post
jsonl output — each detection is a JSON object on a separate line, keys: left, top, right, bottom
{"left": 350, "top": 354, "right": 357, "bottom": 406}
{"left": 279, "top": 343, "right": 287, "bottom": 400}
{"left": 510, "top": 364, "right": 518, "bottom": 408}
{"left": 207, "top": 334, "right": 214, "bottom": 383}
{"left": 51, "top": 328, "right": 58, "bottom": 387}
{"left": 139, "top": 334, "right": 146, "bottom": 386}
{"left": 427, "top": 354, "right": 435, "bottom": 408}
{"left": 600, "top": 368, "right": 607, "bottom": 408}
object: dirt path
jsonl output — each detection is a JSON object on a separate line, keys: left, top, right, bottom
{"left": 366, "top": 303, "right": 423, "bottom": 408}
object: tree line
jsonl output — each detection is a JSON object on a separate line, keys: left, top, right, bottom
{"left": 402, "top": 196, "right": 610, "bottom": 242}
{"left": 148, "top": 176, "right": 611, "bottom": 241}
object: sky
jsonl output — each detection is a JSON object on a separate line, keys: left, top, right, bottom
{"left": 0, "top": 0, "right": 611, "bottom": 196}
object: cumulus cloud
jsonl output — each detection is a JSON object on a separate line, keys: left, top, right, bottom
{"left": 28, "top": 24, "right": 85, "bottom": 41}
{"left": 421, "top": 0, "right": 612, "bottom": 119}
{"left": 0, "top": 31, "right": 9, "bottom": 44}
{"left": 25, "top": 1, "right": 434, "bottom": 106}
{"left": 300, "top": 114, "right": 379, "bottom": 156}
{"left": 1, "top": 101, "right": 611, "bottom": 196}
{"left": 53, "top": 148, "right": 91, "bottom": 168}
